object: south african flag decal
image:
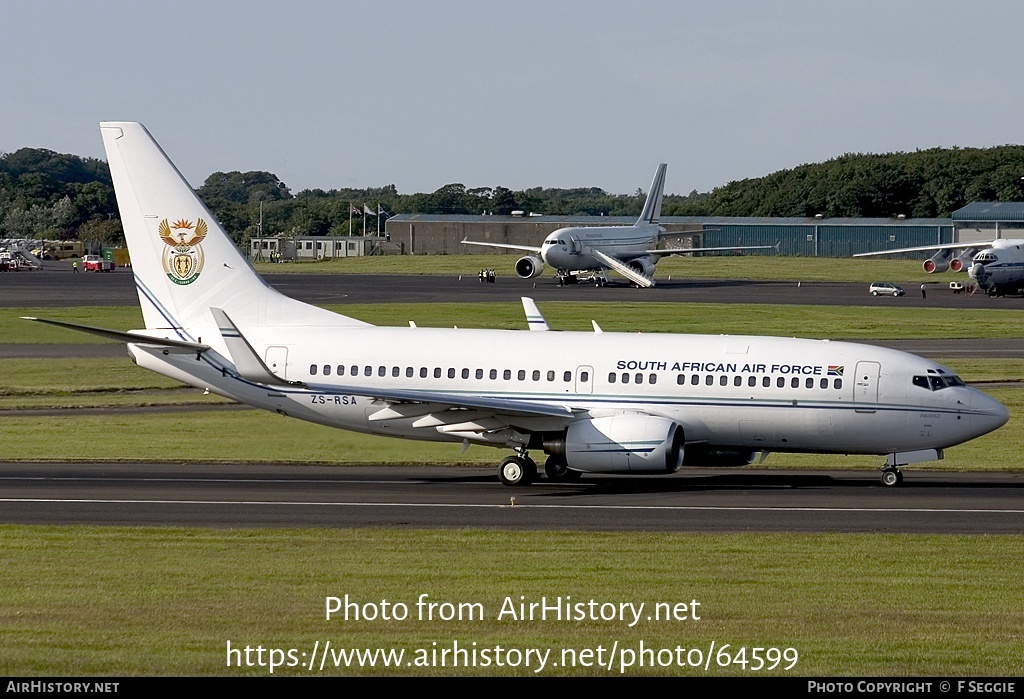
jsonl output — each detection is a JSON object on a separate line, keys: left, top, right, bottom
{"left": 828, "top": 365, "right": 844, "bottom": 376}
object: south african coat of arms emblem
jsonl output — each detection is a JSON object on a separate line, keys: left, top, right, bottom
{"left": 159, "top": 218, "right": 207, "bottom": 285}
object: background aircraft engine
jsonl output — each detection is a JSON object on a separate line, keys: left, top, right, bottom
{"left": 922, "top": 251, "right": 950, "bottom": 274}
{"left": 949, "top": 249, "right": 976, "bottom": 273}
{"left": 627, "top": 256, "right": 656, "bottom": 278}
{"left": 514, "top": 255, "right": 545, "bottom": 279}
{"left": 560, "top": 415, "right": 684, "bottom": 473}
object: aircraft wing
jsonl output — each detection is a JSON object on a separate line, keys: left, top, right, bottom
{"left": 645, "top": 244, "right": 778, "bottom": 257}
{"left": 461, "top": 239, "right": 542, "bottom": 254}
{"left": 853, "top": 242, "right": 993, "bottom": 258}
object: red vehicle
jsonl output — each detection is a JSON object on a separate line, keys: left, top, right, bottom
{"left": 82, "top": 254, "right": 115, "bottom": 272}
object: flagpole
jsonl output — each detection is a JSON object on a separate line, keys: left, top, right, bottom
{"left": 348, "top": 202, "right": 352, "bottom": 236}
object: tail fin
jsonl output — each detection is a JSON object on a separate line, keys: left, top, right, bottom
{"left": 635, "top": 163, "right": 667, "bottom": 227}
{"left": 99, "top": 122, "right": 366, "bottom": 333}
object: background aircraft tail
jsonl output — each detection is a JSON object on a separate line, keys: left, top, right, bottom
{"left": 635, "top": 163, "right": 667, "bottom": 227}
{"left": 100, "top": 122, "right": 367, "bottom": 333}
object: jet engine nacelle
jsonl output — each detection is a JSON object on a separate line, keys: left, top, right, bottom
{"left": 923, "top": 251, "right": 950, "bottom": 274}
{"left": 515, "top": 255, "right": 545, "bottom": 279}
{"left": 627, "top": 256, "right": 656, "bottom": 278}
{"left": 949, "top": 249, "right": 976, "bottom": 273}
{"left": 561, "top": 415, "right": 684, "bottom": 473}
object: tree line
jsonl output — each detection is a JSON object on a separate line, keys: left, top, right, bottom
{"left": 3, "top": 144, "right": 1024, "bottom": 246}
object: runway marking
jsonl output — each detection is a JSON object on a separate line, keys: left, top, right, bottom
{"left": 2, "top": 498, "right": 1023, "bottom": 515}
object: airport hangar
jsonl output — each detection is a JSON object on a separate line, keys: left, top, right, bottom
{"left": 247, "top": 202, "right": 1024, "bottom": 260}
{"left": 379, "top": 203, "right": 1024, "bottom": 257}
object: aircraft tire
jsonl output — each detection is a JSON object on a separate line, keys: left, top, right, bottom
{"left": 499, "top": 456, "right": 535, "bottom": 486}
{"left": 880, "top": 468, "right": 901, "bottom": 487}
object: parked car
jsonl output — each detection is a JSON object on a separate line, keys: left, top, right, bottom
{"left": 869, "top": 282, "right": 905, "bottom": 297}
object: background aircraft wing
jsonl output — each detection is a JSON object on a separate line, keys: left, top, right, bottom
{"left": 645, "top": 244, "right": 778, "bottom": 257}
{"left": 461, "top": 239, "right": 542, "bottom": 254}
{"left": 853, "top": 242, "right": 994, "bottom": 257}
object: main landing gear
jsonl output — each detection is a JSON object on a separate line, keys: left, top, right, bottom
{"left": 880, "top": 466, "right": 904, "bottom": 487}
{"left": 498, "top": 450, "right": 581, "bottom": 486}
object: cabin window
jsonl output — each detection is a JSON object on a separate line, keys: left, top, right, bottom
{"left": 790, "top": 377, "right": 799, "bottom": 388}
{"left": 834, "top": 378, "right": 843, "bottom": 389}
{"left": 676, "top": 374, "right": 685, "bottom": 385}
{"left": 622, "top": 373, "right": 630, "bottom": 384}
{"left": 547, "top": 370, "right": 555, "bottom": 381}
{"left": 705, "top": 375, "right": 714, "bottom": 386}
{"left": 476, "top": 369, "right": 484, "bottom": 379}
{"left": 406, "top": 367, "right": 414, "bottom": 378}
{"left": 323, "top": 365, "right": 331, "bottom": 376}
{"left": 820, "top": 378, "right": 828, "bottom": 389}
{"left": 748, "top": 376, "right": 757, "bottom": 387}
{"left": 420, "top": 367, "right": 428, "bottom": 378}
{"left": 719, "top": 375, "right": 728, "bottom": 386}
{"left": 378, "top": 366, "right": 386, "bottom": 377}
{"left": 337, "top": 365, "right": 345, "bottom": 376}
{"left": 310, "top": 364, "right": 317, "bottom": 375}
{"left": 580, "top": 371, "right": 589, "bottom": 382}
{"left": 734, "top": 376, "right": 742, "bottom": 387}
{"left": 649, "top": 374, "right": 657, "bottom": 385}
{"left": 776, "top": 377, "right": 785, "bottom": 388}
{"left": 563, "top": 371, "right": 572, "bottom": 382}
{"left": 532, "top": 370, "right": 541, "bottom": 381}
{"left": 691, "top": 375, "right": 700, "bottom": 386}
{"left": 490, "top": 369, "right": 498, "bottom": 380}
{"left": 462, "top": 368, "right": 470, "bottom": 379}
{"left": 364, "top": 366, "right": 372, "bottom": 377}
{"left": 805, "top": 377, "right": 814, "bottom": 389}
{"left": 447, "top": 368, "right": 455, "bottom": 379}
{"left": 434, "top": 368, "right": 442, "bottom": 378}
{"left": 392, "top": 367, "right": 400, "bottom": 377}
{"left": 518, "top": 370, "right": 526, "bottom": 381}
{"left": 609, "top": 373, "right": 617, "bottom": 383}
{"left": 504, "top": 369, "right": 512, "bottom": 380}
{"left": 635, "top": 373, "right": 643, "bottom": 384}
{"left": 762, "top": 376, "right": 771, "bottom": 388}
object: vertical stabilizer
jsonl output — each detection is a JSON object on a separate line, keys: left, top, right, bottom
{"left": 636, "top": 163, "right": 667, "bottom": 227}
{"left": 99, "top": 122, "right": 366, "bottom": 333}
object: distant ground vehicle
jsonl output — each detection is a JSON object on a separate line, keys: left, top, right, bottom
{"left": 869, "top": 282, "right": 905, "bottom": 297}
{"left": 950, "top": 281, "right": 964, "bottom": 294}
{"left": 82, "top": 254, "right": 115, "bottom": 272}
{"left": 31, "top": 242, "right": 83, "bottom": 260}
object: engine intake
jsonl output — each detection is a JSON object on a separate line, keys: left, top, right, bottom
{"left": 515, "top": 255, "right": 545, "bottom": 279}
{"left": 923, "top": 250, "right": 950, "bottom": 274}
{"left": 627, "top": 257, "right": 656, "bottom": 278}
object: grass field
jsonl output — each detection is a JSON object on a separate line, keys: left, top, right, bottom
{"left": 251, "top": 253, "right": 955, "bottom": 285}
{"left": 2, "top": 527, "right": 1022, "bottom": 676}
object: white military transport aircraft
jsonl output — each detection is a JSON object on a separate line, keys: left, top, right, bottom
{"left": 28, "top": 123, "right": 1009, "bottom": 487}
{"left": 462, "top": 164, "right": 775, "bottom": 287}
{"left": 854, "top": 239, "right": 1024, "bottom": 296}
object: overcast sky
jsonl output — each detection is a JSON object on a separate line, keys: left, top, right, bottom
{"left": 3, "top": 1, "right": 1023, "bottom": 197}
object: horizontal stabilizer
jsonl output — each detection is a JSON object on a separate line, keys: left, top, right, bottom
{"left": 210, "top": 307, "right": 300, "bottom": 387}
{"left": 22, "top": 317, "right": 210, "bottom": 354}
{"left": 589, "top": 248, "right": 656, "bottom": 287}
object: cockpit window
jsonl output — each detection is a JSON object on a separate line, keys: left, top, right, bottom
{"left": 913, "top": 374, "right": 965, "bottom": 391}
{"left": 976, "top": 252, "right": 998, "bottom": 263}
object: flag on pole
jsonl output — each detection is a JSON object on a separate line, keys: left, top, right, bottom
{"left": 350, "top": 205, "right": 362, "bottom": 217}
{"left": 363, "top": 204, "right": 375, "bottom": 216}
{"left": 377, "top": 204, "right": 389, "bottom": 217}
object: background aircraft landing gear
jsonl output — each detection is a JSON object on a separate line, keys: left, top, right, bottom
{"left": 880, "top": 467, "right": 903, "bottom": 487}
{"left": 499, "top": 454, "right": 537, "bottom": 486}
{"left": 544, "top": 454, "right": 582, "bottom": 482}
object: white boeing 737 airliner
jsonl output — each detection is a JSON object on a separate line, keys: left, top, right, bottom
{"left": 29, "top": 123, "right": 1009, "bottom": 487}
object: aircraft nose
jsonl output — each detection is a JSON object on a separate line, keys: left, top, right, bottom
{"left": 971, "top": 390, "right": 1009, "bottom": 437}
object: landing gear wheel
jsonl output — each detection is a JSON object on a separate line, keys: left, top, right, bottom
{"left": 544, "top": 455, "right": 569, "bottom": 481}
{"left": 880, "top": 467, "right": 902, "bottom": 487}
{"left": 499, "top": 456, "right": 535, "bottom": 486}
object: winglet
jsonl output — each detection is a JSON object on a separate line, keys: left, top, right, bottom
{"left": 521, "top": 297, "right": 551, "bottom": 331}
{"left": 210, "top": 307, "right": 303, "bottom": 386}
